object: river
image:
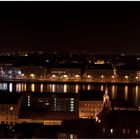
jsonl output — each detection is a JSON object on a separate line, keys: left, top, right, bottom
{"left": 0, "top": 81, "right": 139, "bottom": 107}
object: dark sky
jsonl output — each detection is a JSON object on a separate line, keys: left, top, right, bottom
{"left": 0, "top": 1, "right": 140, "bottom": 54}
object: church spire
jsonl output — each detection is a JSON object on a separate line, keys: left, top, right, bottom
{"left": 105, "top": 83, "right": 108, "bottom": 95}
{"left": 103, "top": 83, "right": 111, "bottom": 110}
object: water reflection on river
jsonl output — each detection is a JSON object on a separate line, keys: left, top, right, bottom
{"left": 0, "top": 82, "right": 140, "bottom": 106}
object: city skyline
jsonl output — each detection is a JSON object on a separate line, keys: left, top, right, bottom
{"left": 0, "top": 1, "right": 140, "bottom": 54}
{"left": 1, "top": 1, "right": 140, "bottom": 138}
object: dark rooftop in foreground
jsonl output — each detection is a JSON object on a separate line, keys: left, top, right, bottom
{"left": 19, "top": 111, "right": 78, "bottom": 120}
{"left": 79, "top": 90, "right": 104, "bottom": 101}
{"left": 112, "top": 99, "right": 136, "bottom": 108}
{"left": 0, "top": 93, "right": 22, "bottom": 104}
{"left": 88, "top": 64, "right": 113, "bottom": 70}
{"left": 31, "top": 92, "right": 78, "bottom": 98}
{"left": 108, "top": 110, "right": 140, "bottom": 128}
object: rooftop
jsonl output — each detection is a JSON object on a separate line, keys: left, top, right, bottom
{"left": 31, "top": 92, "right": 78, "bottom": 98}
{"left": 19, "top": 111, "right": 78, "bottom": 120}
{"left": 112, "top": 99, "right": 136, "bottom": 108}
{"left": 108, "top": 110, "right": 140, "bottom": 128}
{"left": 0, "top": 93, "right": 22, "bottom": 104}
{"left": 79, "top": 90, "right": 104, "bottom": 101}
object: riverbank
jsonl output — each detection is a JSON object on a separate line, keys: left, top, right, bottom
{"left": 0, "top": 79, "right": 139, "bottom": 85}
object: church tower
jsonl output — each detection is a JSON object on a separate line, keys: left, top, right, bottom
{"left": 103, "top": 84, "right": 112, "bottom": 111}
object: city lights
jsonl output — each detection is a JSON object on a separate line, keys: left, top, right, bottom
{"left": 30, "top": 74, "right": 35, "bottom": 79}
{"left": 111, "top": 75, "right": 115, "bottom": 79}
{"left": 0, "top": 1, "right": 140, "bottom": 139}
{"left": 125, "top": 75, "right": 129, "bottom": 80}
{"left": 136, "top": 76, "right": 139, "bottom": 80}
{"left": 101, "top": 75, "right": 104, "bottom": 79}
{"left": 87, "top": 75, "right": 92, "bottom": 79}
{"left": 10, "top": 106, "right": 14, "bottom": 111}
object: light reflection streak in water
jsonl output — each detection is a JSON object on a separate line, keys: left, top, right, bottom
{"left": 124, "top": 85, "right": 128, "bottom": 100}
{"left": 0, "top": 83, "right": 8, "bottom": 91}
{"left": 16, "top": 83, "right": 22, "bottom": 93}
{"left": 87, "top": 84, "right": 91, "bottom": 90}
{"left": 75, "top": 84, "right": 79, "bottom": 93}
{"left": 31, "top": 84, "right": 35, "bottom": 92}
{"left": 40, "top": 84, "right": 43, "bottom": 92}
{"left": 24, "top": 84, "right": 27, "bottom": 92}
{"left": 135, "top": 86, "right": 139, "bottom": 106}
{"left": 51, "top": 84, "right": 55, "bottom": 92}
{"left": 9, "top": 83, "right": 13, "bottom": 92}
{"left": 21, "top": 84, "right": 27, "bottom": 92}
{"left": 64, "top": 84, "right": 67, "bottom": 93}
{"left": 112, "top": 85, "right": 115, "bottom": 99}
{"left": 2, "top": 82, "right": 140, "bottom": 109}
{"left": 3, "top": 83, "right": 7, "bottom": 90}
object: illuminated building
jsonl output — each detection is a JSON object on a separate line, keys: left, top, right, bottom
{"left": 111, "top": 99, "right": 137, "bottom": 111}
{"left": 19, "top": 93, "right": 79, "bottom": 125}
{"left": 58, "top": 119, "right": 97, "bottom": 139}
{"left": 0, "top": 93, "right": 23, "bottom": 125}
{"left": 86, "top": 64, "right": 113, "bottom": 81}
{"left": 98, "top": 110, "right": 140, "bottom": 138}
{"left": 79, "top": 90, "right": 105, "bottom": 119}
{"left": 50, "top": 65, "right": 81, "bottom": 80}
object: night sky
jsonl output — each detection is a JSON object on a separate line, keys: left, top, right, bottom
{"left": 0, "top": 1, "right": 140, "bottom": 54}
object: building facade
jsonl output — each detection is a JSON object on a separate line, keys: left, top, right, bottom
{"left": 0, "top": 94, "right": 23, "bottom": 125}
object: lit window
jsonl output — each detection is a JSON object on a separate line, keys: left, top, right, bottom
{"left": 28, "top": 96, "right": 30, "bottom": 99}
{"left": 54, "top": 98, "right": 57, "bottom": 111}
{"left": 46, "top": 60, "right": 50, "bottom": 63}
{"left": 70, "top": 101, "right": 74, "bottom": 103}
{"left": 10, "top": 107, "right": 13, "bottom": 111}
{"left": 45, "top": 102, "right": 50, "bottom": 105}
{"left": 39, "top": 99, "right": 43, "bottom": 103}
{"left": 70, "top": 104, "right": 74, "bottom": 112}
{"left": 127, "top": 129, "right": 130, "bottom": 134}
{"left": 70, "top": 109, "right": 74, "bottom": 112}
{"left": 70, "top": 98, "right": 74, "bottom": 101}
{"left": 70, "top": 104, "right": 74, "bottom": 107}
{"left": 123, "top": 129, "right": 126, "bottom": 134}
{"left": 70, "top": 134, "right": 74, "bottom": 139}
{"left": 136, "top": 129, "right": 139, "bottom": 135}
{"left": 110, "top": 129, "right": 113, "bottom": 134}
{"left": 103, "top": 128, "right": 105, "bottom": 133}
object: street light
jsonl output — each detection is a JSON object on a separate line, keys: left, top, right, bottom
{"left": 101, "top": 75, "right": 104, "bottom": 79}
{"left": 63, "top": 74, "right": 69, "bottom": 80}
{"left": 135, "top": 76, "right": 139, "bottom": 80}
{"left": 125, "top": 75, "right": 128, "bottom": 80}
{"left": 30, "top": 74, "right": 35, "bottom": 79}
{"left": 87, "top": 75, "right": 92, "bottom": 78}
{"left": 111, "top": 75, "right": 115, "bottom": 79}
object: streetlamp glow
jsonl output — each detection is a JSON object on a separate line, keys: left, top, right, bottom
{"left": 30, "top": 74, "right": 35, "bottom": 79}
{"left": 125, "top": 75, "right": 128, "bottom": 79}
{"left": 87, "top": 75, "right": 92, "bottom": 78}
{"left": 136, "top": 76, "right": 139, "bottom": 80}
{"left": 101, "top": 75, "right": 104, "bottom": 79}
{"left": 111, "top": 75, "right": 115, "bottom": 79}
